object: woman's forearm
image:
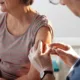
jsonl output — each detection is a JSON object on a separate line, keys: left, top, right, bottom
{"left": 15, "top": 73, "right": 40, "bottom": 80}
{"left": 15, "top": 65, "right": 40, "bottom": 80}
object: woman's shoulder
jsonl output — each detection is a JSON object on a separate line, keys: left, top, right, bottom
{"left": 31, "top": 13, "right": 53, "bottom": 42}
{"left": 36, "top": 13, "right": 49, "bottom": 21}
{"left": 35, "top": 13, "right": 52, "bottom": 27}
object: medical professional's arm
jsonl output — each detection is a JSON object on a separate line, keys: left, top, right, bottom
{"left": 66, "top": 59, "right": 80, "bottom": 80}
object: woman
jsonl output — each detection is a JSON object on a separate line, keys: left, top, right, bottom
{"left": 0, "top": 0, "right": 53, "bottom": 80}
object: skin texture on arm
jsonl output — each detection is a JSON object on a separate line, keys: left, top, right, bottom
{"left": 15, "top": 26, "right": 53, "bottom": 80}
{"left": 35, "top": 26, "right": 52, "bottom": 43}
{"left": 35, "top": 26, "right": 52, "bottom": 52}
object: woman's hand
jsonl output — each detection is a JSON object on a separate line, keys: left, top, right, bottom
{"left": 50, "top": 43, "right": 79, "bottom": 67}
{"left": 28, "top": 41, "right": 53, "bottom": 73}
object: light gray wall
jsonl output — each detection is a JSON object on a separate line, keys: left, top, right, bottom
{"left": 32, "top": 0, "right": 80, "bottom": 37}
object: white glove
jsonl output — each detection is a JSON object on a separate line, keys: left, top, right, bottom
{"left": 28, "top": 41, "right": 53, "bottom": 73}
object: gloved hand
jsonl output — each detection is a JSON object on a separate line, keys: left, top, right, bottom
{"left": 28, "top": 41, "right": 53, "bottom": 73}
{"left": 50, "top": 43, "right": 80, "bottom": 67}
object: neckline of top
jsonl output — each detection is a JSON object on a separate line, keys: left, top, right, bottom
{"left": 4, "top": 12, "right": 39, "bottom": 38}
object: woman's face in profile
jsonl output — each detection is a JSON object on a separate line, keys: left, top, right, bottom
{"left": 0, "top": 0, "right": 22, "bottom": 12}
{"left": 60, "top": 0, "right": 80, "bottom": 16}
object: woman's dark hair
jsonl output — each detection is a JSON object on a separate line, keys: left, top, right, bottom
{"left": 21, "top": 0, "right": 34, "bottom": 5}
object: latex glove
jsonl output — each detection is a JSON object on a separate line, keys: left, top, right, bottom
{"left": 50, "top": 43, "right": 80, "bottom": 67}
{"left": 28, "top": 41, "right": 53, "bottom": 73}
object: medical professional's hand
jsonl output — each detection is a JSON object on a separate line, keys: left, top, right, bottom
{"left": 28, "top": 41, "right": 53, "bottom": 74}
{"left": 50, "top": 43, "right": 80, "bottom": 67}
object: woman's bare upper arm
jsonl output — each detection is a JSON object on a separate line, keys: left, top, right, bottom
{"left": 35, "top": 26, "right": 53, "bottom": 45}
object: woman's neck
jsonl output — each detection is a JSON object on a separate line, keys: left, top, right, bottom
{"left": 6, "top": 5, "right": 37, "bottom": 36}
{"left": 7, "top": 5, "right": 35, "bottom": 23}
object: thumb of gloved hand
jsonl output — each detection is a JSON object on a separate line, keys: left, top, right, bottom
{"left": 36, "top": 41, "right": 43, "bottom": 55}
{"left": 28, "top": 41, "right": 44, "bottom": 72}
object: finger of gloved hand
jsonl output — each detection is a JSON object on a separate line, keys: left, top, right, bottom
{"left": 44, "top": 47, "right": 53, "bottom": 56}
{"left": 28, "top": 47, "right": 37, "bottom": 63}
{"left": 37, "top": 41, "right": 43, "bottom": 55}
{"left": 32, "top": 40, "right": 43, "bottom": 52}
{"left": 28, "top": 47, "right": 34, "bottom": 58}
{"left": 49, "top": 47, "right": 58, "bottom": 55}
{"left": 28, "top": 41, "right": 40, "bottom": 58}
{"left": 43, "top": 44, "right": 58, "bottom": 55}
{"left": 43, "top": 44, "right": 49, "bottom": 53}
{"left": 33, "top": 41, "right": 39, "bottom": 51}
